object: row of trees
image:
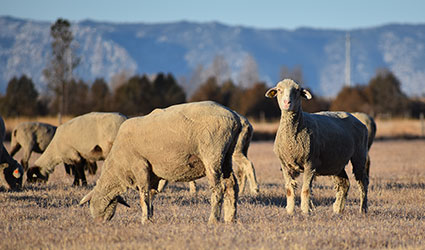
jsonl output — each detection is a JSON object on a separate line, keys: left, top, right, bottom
{"left": 1, "top": 68, "right": 424, "bottom": 120}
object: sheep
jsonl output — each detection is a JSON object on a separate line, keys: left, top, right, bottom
{"left": 0, "top": 116, "right": 24, "bottom": 190}
{"left": 351, "top": 112, "right": 377, "bottom": 176}
{"left": 10, "top": 121, "right": 98, "bottom": 186}
{"left": 156, "top": 112, "right": 259, "bottom": 195}
{"left": 265, "top": 79, "right": 369, "bottom": 214}
{"left": 10, "top": 122, "right": 56, "bottom": 171}
{"left": 80, "top": 101, "right": 240, "bottom": 224}
{"left": 26, "top": 112, "right": 127, "bottom": 186}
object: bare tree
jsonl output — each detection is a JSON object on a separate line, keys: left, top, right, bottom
{"left": 43, "top": 18, "right": 80, "bottom": 124}
{"left": 238, "top": 54, "right": 259, "bottom": 88}
{"left": 279, "top": 65, "right": 304, "bottom": 85}
{"left": 205, "top": 54, "right": 231, "bottom": 85}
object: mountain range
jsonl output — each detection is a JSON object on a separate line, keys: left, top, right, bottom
{"left": 1, "top": 16, "right": 425, "bottom": 97}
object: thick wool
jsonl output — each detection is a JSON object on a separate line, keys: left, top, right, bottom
{"left": 157, "top": 112, "right": 259, "bottom": 195}
{"left": 80, "top": 101, "right": 240, "bottom": 224}
{"left": 30, "top": 112, "right": 127, "bottom": 186}
{"left": 266, "top": 79, "right": 369, "bottom": 214}
{"left": 0, "top": 116, "right": 24, "bottom": 190}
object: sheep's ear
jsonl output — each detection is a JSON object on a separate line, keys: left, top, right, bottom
{"left": 79, "top": 190, "right": 94, "bottom": 206}
{"left": 116, "top": 195, "right": 130, "bottom": 207}
{"left": 301, "top": 88, "right": 312, "bottom": 100}
{"left": 265, "top": 87, "right": 278, "bottom": 98}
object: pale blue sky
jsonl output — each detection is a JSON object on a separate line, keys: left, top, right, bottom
{"left": 1, "top": 0, "right": 425, "bottom": 29}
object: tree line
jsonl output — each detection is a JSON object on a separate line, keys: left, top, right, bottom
{"left": 1, "top": 68, "right": 424, "bottom": 120}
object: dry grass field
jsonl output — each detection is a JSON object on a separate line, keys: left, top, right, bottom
{"left": 1, "top": 137, "right": 425, "bottom": 249}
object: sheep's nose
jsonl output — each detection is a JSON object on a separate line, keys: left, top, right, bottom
{"left": 283, "top": 100, "right": 291, "bottom": 105}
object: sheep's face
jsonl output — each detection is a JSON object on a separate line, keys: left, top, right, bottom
{"left": 89, "top": 193, "right": 119, "bottom": 222}
{"left": 265, "top": 79, "right": 312, "bottom": 112}
{"left": 26, "top": 166, "right": 49, "bottom": 183}
{"left": 1, "top": 163, "right": 23, "bottom": 190}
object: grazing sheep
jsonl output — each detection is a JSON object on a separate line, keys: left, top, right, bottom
{"left": 27, "top": 112, "right": 127, "bottom": 186}
{"left": 351, "top": 112, "right": 377, "bottom": 176}
{"left": 10, "top": 122, "right": 57, "bottom": 171}
{"left": 157, "top": 112, "right": 259, "bottom": 195}
{"left": 0, "top": 116, "right": 24, "bottom": 190}
{"left": 80, "top": 101, "right": 240, "bottom": 224}
{"left": 265, "top": 79, "right": 369, "bottom": 214}
{"left": 10, "top": 122, "right": 98, "bottom": 185}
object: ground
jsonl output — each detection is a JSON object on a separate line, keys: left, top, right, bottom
{"left": 1, "top": 139, "right": 425, "bottom": 249}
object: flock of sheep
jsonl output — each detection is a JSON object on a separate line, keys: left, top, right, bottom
{"left": 0, "top": 79, "right": 376, "bottom": 224}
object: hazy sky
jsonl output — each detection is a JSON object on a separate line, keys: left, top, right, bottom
{"left": 1, "top": 0, "right": 425, "bottom": 30}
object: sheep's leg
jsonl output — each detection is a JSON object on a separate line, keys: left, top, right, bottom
{"left": 281, "top": 165, "right": 296, "bottom": 214}
{"left": 223, "top": 172, "right": 238, "bottom": 223}
{"left": 205, "top": 160, "right": 224, "bottom": 224}
{"left": 188, "top": 181, "right": 197, "bottom": 194}
{"left": 352, "top": 158, "right": 369, "bottom": 214}
{"left": 157, "top": 179, "right": 168, "bottom": 193}
{"left": 332, "top": 170, "right": 350, "bottom": 214}
{"left": 21, "top": 144, "right": 34, "bottom": 171}
{"left": 234, "top": 155, "right": 259, "bottom": 195}
{"left": 301, "top": 167, "right": 315, "bottom": 214}
{"left": 135, "top": 165, "right": 152, "bottom": 224}
{"left": 365, "top": 153, "right": 371, "bottom": 177}
{"left": 9, "top": 143, "right": 21, "bottom": 157}
{"left": 222, "top": 149, "right": 238, "bottom": 223}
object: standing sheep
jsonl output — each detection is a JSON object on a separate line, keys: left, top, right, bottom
{"left": 265, "top": 79, "right": 369, "bottom": 214}
{"left": 351, "top": 112, "right": 377, "bottom": 176}
{"left": 157, "top": 112, "right": 259, "bottom": 195}
{"left": 0, "top": 116, "right": 24, "bottom": 190}
{"left": 27, "top": 112, "right": 127, "bottom": 186}
{"left": 80, "top": 101, "right": 240, "bottom": 224}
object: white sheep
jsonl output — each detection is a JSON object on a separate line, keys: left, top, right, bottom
{"left": 351, "top": 112, "right": 377, "bottom": 176}
{"left": 27, "top": 112, "right": 127, "bottom": 186}
{"left": 265, "top": 79, "right": 369, "bottom": 214}
{"left": 157, "top": 112, "right": 259, "bottom": 195}
{"left": 80, "top": 101, "right": 240, "bottom": 224}
{"left": 0, "top": 116, "right": 24, "bottom": 190}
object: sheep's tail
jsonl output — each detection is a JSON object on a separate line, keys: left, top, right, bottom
{"left": 9, "top": 129, "right": 20, "bottom": 157}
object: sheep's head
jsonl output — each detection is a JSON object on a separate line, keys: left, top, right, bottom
{"left": 26, "top": 166, "right": 49, "bottom": 183}
{"left": 265, "top": 79, "right": 312, "bottom": 112}
{"left": 79, "top": 189, "right": 130, "bottom": 222}
{"left": 0, "top": 162, "right": 24, "bottom": 190}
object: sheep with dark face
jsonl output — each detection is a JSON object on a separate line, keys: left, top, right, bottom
{"left": 27, "top": 112, "right": 127, "bottom": 186}
{"left": 265, "top": 79, "right": 369, "bottom": 214}
{"left": 80, "top": 101, "right": 240, "bottom": 224}
{"left": 0, "top": 116, "right": 24, "bottom": 191}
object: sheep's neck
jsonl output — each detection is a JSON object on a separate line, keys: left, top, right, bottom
{"left": 279, "top": 109, "right": 304, "bottom": 136}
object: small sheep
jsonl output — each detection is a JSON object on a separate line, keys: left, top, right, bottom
{"left": 27, "top": 112, "right": 127, "bottom": 186}
{"left": 10, "top": 122, "right": 57, "bottom": 171}
{"left": 351, "top": 112, "right": 377, "bottom": 175}
{"left": 0, "top": 116, "right": 24, "bottom": 190}
{"left": 265, "top": 79, "right": 369, "bottom": 214}
{"left": 80, "top": 101, "right": 240, "bottom": 224}
{"left": 157, "top": 112, "right": 259, "bottom": 195}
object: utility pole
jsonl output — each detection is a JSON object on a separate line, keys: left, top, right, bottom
{"left": 345, "top": 32, "right": 351, "bottom": 87}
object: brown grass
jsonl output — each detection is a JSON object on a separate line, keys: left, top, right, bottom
{"left": 252, "top": 118, "right": 425, "bottom": 139}
{"left": 1, "top": 139, "right": 425, "bottom": 249}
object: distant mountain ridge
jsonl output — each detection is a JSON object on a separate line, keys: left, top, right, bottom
{"left": 1, "top": 16, "right": 425, "bottom": 97}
